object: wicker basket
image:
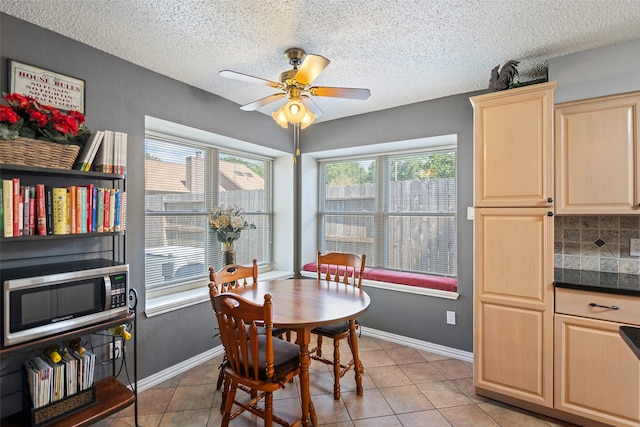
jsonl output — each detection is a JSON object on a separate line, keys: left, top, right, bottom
{"left": 0, "top": 137, "right": 81, "bottom": 169}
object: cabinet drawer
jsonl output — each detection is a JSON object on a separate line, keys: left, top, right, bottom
{"left": 555, "top": 287, "right": 640, "bottom": 325}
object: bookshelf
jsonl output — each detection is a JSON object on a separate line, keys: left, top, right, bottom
{"left": 0, "top": 164, "right": 136, "bottom": 427}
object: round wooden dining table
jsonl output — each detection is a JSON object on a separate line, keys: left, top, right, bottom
{"left": 228, "top": 278, "right": 371, "bottom": 427}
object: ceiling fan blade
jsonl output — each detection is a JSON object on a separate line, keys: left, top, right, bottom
{"left": 220, "top": 70, "right": 282, "bottom": 89}
{"left": 240, "top": 93, "right": 286, "bottom": 111}
{"left": 309, "top": 86, "right": 371, "bottom": 100}
{"left": 301, "top": 95, "right": 324, "bottom": 117}
{"left": 294, "top": 54, "right": 330, "bottom": 85}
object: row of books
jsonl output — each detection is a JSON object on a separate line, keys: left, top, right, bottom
{"left": 25, "top": 350, "right": 96, "bottom": 409}
{"left": 75, "top": 129, "right": 128, "bottom": 174}
{"left": 1, "top": 178, "right": 127, "bottom": 238}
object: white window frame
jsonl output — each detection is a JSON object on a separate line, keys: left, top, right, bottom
{"left": 144, "top": 117, "right": 293, "bottom": 316}
{"left": 300, "top": 134, "right": 459, "bottom": 299}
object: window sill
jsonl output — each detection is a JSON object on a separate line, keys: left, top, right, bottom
{"left": 300, "top": 271, "right": 459, "bottom": 300}
{"left": 144, "top": 270, "right": 294, "bottom": 317}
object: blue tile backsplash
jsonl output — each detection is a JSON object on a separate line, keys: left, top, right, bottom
{"left": 554, "top": 215, "right": 640, "bottom": 274}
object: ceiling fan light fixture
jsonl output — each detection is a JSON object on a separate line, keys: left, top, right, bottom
{"left": 283, "top": 98, "right": 306, "bottom": 123}
{"left": 272, "top": 106, "right": 289, "bottom": 128}
{"left": 300, "top": 110, "right": 317, "bottom": 129}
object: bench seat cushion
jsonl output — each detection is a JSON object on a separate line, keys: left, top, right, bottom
{"left": 302, "top": 263, "right": 457, "bottom": 292}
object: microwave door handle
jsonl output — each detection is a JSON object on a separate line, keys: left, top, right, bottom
{"left": 104, "top": 275, "right": 112, "bottom": 310}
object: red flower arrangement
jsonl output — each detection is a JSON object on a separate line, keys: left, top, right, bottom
{"left": 0, "top": 92, "right": 90, "bottom": 145}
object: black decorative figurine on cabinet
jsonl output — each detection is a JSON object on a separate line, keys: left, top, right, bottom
{"left": 489, "top": 60, "right": 520, "bottom": 91}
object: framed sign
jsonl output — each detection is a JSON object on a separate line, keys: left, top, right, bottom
{"left": 8, "top": 60, "right": 86, "bottom": 113}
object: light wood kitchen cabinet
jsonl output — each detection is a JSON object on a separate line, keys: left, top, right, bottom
{"left": 471, "top": 82, "right": 557, "bottom": 408}
{"left": 555, "top": 288, "right": 640, "bottom": 427}
{"left": 470, "top": 82, "right": 556, "bottom": 208}
{"left": 473, "top": 207, "right": 555, "bottom": 408}
{"left": 555, "top": 91, "right": 640, "bottom": 214}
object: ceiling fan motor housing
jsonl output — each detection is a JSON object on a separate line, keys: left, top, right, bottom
{"left": 284, "top": 47, "right": 306, "bottom": 66}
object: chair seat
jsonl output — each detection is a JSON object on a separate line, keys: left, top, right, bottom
{"left": 312, "top": 320, "right": 350, "bottom": 336}
{"left": 239, "top": 335, "right": 300, "bottom": 381}
{"left": 252, "top": 325, "right": 289, "bottom": 337}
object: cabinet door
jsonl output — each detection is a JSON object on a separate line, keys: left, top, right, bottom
{"left": 471, "top": 82, "right": 556, "bottom": 207}
{"left": 474, "top": 207, "right": 554, "bottom": 407}
{"left": 555, "top": 92, "right": 640, "bottom": 214}
{"left": 555, "top": 314, "right": 640, "bottom": 427}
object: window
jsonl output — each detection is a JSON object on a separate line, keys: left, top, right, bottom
{"left": 145, "top": 133, "right": 272, "bottom": 297}
{"left": 318, "top": 148, "right": 456, "bottom": 277}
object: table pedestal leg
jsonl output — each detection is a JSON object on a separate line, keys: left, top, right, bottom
{"left": 349, "top": 320, "right": 364, "bottom": 396}
{"left": 296, "top": 327, "right": 316, "bottom": 427}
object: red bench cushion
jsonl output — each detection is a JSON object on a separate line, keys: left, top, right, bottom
{"left": 302, "top": 263, "right": 457, "bottom": 292}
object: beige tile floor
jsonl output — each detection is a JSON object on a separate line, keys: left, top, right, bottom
{"left": 96, "top": 336, "right": 581, "bottom": 427}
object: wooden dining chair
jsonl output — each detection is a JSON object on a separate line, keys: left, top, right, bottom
{"left": 209, "top": 260, "right": 260, "bottom": 391}
{"left": 311, "top": 251, "right": 367, "bottom": 400}
{"left": 212, "top": 292, "right": 313, "bottom": 427}
{"left": 209, "top": 260, "right": 288, "bottom": 393}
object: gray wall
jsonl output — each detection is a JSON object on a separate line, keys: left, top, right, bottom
{"left": 549, "top": 38, "right": 640, "bottom": 102}
{"left": 302, "top": 95, "right": 478, "bottom": 352}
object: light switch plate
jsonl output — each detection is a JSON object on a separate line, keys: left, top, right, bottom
{"left": 631, "top": 238, "right": 640, "bottom": 257}
{"left": 467, "top": 207, "right": 474, "bottom": 221}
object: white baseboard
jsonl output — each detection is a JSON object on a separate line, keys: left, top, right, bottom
{"left": 135, "top": 327, "right": 472, "bottom": 393}
{"left": 136, "top": 346, "right": 225, "bottom": 392}
{"left": 359, "top": 326, "right": 473, "bottom": 363}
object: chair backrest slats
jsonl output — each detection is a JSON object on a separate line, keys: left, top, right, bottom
{"left": 208, "top": 259, "right": 258, "bottom": 310}
{"left": 317, "top": 251, "right": 366, "bottom": 288}
{"left": 213, "top": 292, "right": 274, "bottom": 382}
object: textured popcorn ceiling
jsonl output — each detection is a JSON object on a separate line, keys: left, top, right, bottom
{"left": 2, "top": 0, "right": 640, "bottom": 123}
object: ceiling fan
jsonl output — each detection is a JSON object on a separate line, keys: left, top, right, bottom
{"left": 219, "top": 47, "right": 371, "bottom": 129}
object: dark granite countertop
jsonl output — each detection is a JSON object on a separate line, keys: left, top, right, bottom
{"left": 620, "top": 326, "right": 640, "bottom": 360}
{"left": 554, "top": 268, "right": 640, "bottom": 297}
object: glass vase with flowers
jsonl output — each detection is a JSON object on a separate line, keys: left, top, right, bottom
{"left": 208, "top": 206, "right": 256, "bottom": 266}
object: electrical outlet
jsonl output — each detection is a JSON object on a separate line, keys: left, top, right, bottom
{"left": 631, "top": 238, "right": 640, "bottom": 257}
{"left": 108, "top": 340, "right": 123, "bottom": 359}
{"left": 446, "top": 311, "right": 456, "bottom": 325}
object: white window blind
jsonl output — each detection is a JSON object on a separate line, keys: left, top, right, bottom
{"left": 319, "top": 148, "right": 456, "bottom": 277}
{"left": 144, "top": 134, "right": 273, "bottom": 292}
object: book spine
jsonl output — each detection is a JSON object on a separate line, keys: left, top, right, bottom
{"left": 12, "top": 178, "right": 20, "bottom": 237}
{"left": 2, "top": 180, "right": 12, "bottom": 237}
{"left": 103, "top": 188, "right": 111, "bottom": 232}
{"left": 121, "top": 133, "right": 127, "bottom": 175}
{"left": 85, "top": 184, "right": 93, "bottom": 233}
{"left": 52, "top": 188, "right": 68, "bottom": 235}
{"left": 36, "top": 184, "right": 46, "bottom": 235}
{"left": 80, "top": 186, "right": 87, "bottom": 234}
{"left": 91, "top": 187, "right": 98, "bottom": 233}
{"left": 22, "top": 185, "right": 29, "bottom": 236}
{"left": 28, "top": 187, "right": 36, "bottom": 236}
{"left": 108, "top": 189, "right": 115, "bottom": 232}
{"left": 97, "top": 188, "right": 104, "bottom": 233}
{"left": 69, "top": 185, "right": 77, "bottom": 234}
{"left": 45, "top": 186, "right": 54, "bottom": 235}
{"left": 65, "top": 189, "right": 71, "bottom": 234}
{"left": 17, "top": 194, "right": 24, "bottom": 236}
{"left": 85, "top": 130, "right": 105, "bottom": 171}
{"left": 113, "top": 189, "right": 121, "bottom": 232}
{"left": 121, "top": 191, "right": 126, "bottom": 231}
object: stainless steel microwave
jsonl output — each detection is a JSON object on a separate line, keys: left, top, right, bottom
{"left": 1, "top": 259, "right": 129, "bottom": 348}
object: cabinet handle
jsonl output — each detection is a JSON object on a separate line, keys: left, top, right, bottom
{"left": 547, "top": 197, "right": 553, "bottom": 203}
{"left": 589, "top": 302, "right": 619, "bottom": 310}
{"left": 547, "top": 212, "right": 554, "bottom": 217}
